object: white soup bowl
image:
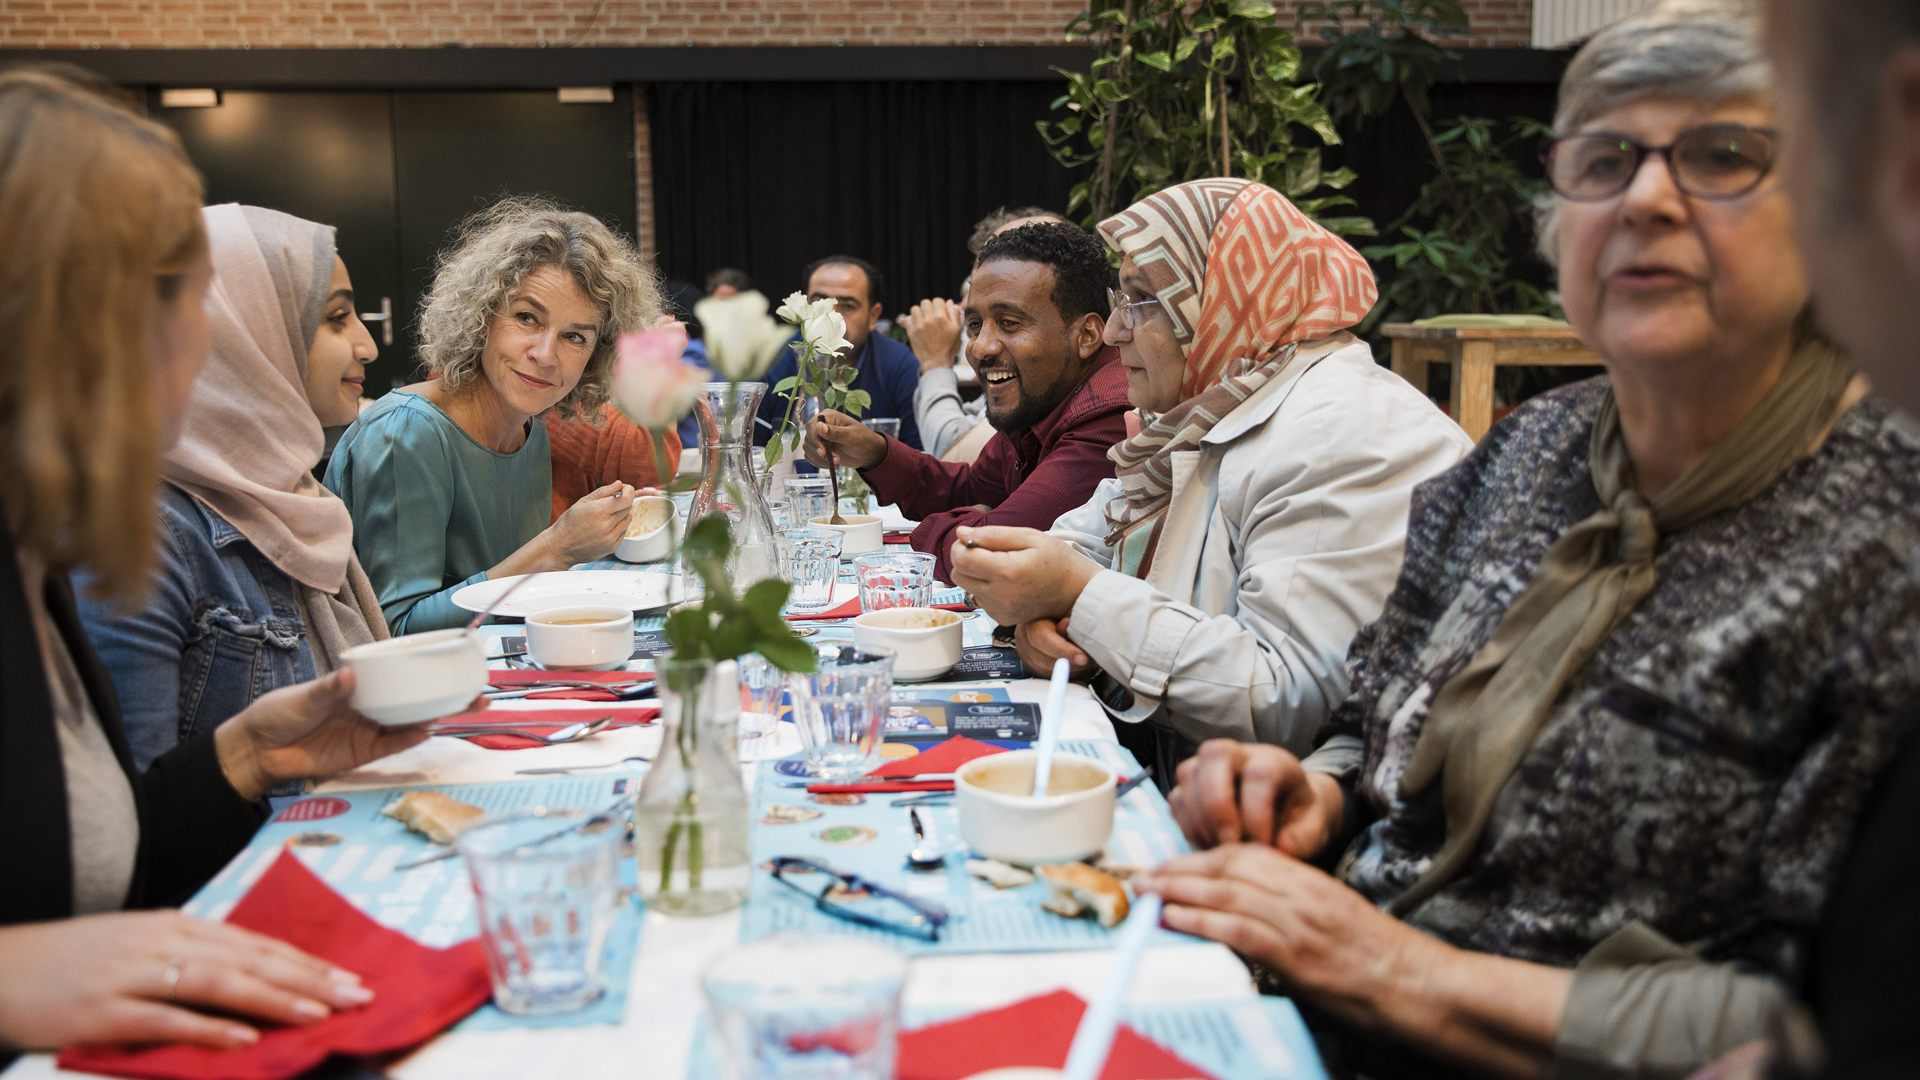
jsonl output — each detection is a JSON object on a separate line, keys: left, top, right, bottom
{"left": 850, "top": 607, "right": 962, "bottom": 682}
{"left": 343, "top": 628, "right": 488, "bottom": 726}
{"left": 955, "top": 749, "right": 1116, "bottom": 866}
{"left": 525, "top": 605, "right": 634, "bottom": 671}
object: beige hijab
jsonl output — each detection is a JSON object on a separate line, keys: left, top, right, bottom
{"left": 1392, "top": 338, "right": 1855, "bottom": 916}
{"left": 165, "top": 205, "right": 387, "bottom": 670}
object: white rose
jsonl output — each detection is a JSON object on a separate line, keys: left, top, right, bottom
{"left": 775, "top": 291, "right": 810, "bottom": 324}
{"left": 695, "top": 289, "right": 792, "bottom": 382}
{"left": 802, "top": 308, "right": 852, "bottom": 358}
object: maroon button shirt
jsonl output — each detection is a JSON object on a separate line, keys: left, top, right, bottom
{"left": 860, "top": 347, "right": 1133, "bottom": 584}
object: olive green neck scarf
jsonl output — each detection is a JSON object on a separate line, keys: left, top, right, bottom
{"left": 1391, "top": 340, "right": 1855, "bottom": 917}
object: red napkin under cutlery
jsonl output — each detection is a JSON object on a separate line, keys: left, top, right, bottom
{"left": 784, "top": 597, "right": 972, "bottom": 622}
{"left": 431, "top": 707, "right": 658, "bottom": 749}
{"left": 883, "top": 530, "right": 915, "bottom": 543}
{"left": 895, "top": 989, "right": 1221, "bottom": 1080}
{"left": 803, "top": 735, "right": 1005, "bottom": 793}
{"left": 486, "top": 671, "right": 649, "bottom": 701}
{"left": 60, "top": 850, "right": 491, "bottom": 1080}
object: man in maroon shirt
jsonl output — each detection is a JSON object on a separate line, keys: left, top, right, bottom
{"left": 804, "top": 222, "right": 1131, "bottom": 584}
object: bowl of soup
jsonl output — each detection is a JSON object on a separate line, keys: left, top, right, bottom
{"left": 343, "top": 628, "right": 488, "bottom": 726}
{"left": 614, "top": 496, "right": 678, "bottom": 563}
{"left": 807, "top": 514, "right": 883, "bottom": 556}
{"left": 955, "top": 749, "right": 1117, "bottom": 866}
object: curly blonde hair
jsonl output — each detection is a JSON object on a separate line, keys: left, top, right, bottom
{"left": 416, "top": 196, "right": 661, "bottom": 420}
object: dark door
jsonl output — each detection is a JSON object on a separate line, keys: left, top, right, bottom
{"left": 391, "top": 88, "right": 639, "bottom": 372}
{"left": 155, "top": 91, "right": 412, "bottom": 394}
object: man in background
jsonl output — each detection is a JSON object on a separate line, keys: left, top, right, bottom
{"left": 804, "top": 222, "right": 1129, "bottom": 583}
{"left": 758, "top": 254, "right": 922, "bottom": 451}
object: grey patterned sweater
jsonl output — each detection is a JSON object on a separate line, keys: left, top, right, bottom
{"left": 1316, "top": 378, "right": 1920, "bottom": 988}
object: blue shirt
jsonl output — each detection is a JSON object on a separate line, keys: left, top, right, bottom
{"left": 677, "top": 338, "right": 716, "bottom": 450}
{"left": 755, "top": 331, "right": 922, "bottom": 453}
{"left": 325, "top": 390, "right": 553, "bottom": 634}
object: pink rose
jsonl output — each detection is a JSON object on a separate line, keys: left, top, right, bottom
{"left": 611, "top": 324, "right": 705, "bottom": 431}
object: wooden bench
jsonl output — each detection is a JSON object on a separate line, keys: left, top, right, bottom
{"left": 1381, "top": 322, "right": 1605, "bottom": 441}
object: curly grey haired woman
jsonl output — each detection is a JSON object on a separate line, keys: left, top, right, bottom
{"left": 1130, "top": 2, "right": 1920, "bottom": 1077}
{"left": 325, "top": 197, "right": 663, "bottom": 632}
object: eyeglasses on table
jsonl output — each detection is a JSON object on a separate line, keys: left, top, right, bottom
{"left": 767, "top": 855, "right": 950, "bottom": 942}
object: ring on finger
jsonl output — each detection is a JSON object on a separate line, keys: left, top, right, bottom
{"left": 162, "top": 957, "right": 185, "bottom": 1001}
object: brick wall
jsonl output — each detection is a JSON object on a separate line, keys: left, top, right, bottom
{"left": 0, "top": 0, "right": 1535, "bottom": 50}
{"left": 632, "top": 83, "right": 654, "bottom": 257}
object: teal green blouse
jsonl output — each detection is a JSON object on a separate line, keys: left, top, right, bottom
{"left": 325, "top": 390, "right": 552, "bottom": 634}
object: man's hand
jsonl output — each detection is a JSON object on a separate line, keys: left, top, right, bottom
{"left": 214, "top": 670, "right": 432, "bottom": 800}
{"left": 1166, "top": 739, "right": 1343, "bottom": 859}
{"left": 0, "top": 912, "right": 375, "bottom": 1051}
{"left": 1016, "top": 617, "right": 1093, "bottom": 678}
{"left": 804, "top": 410, "right": 889, "bottom": 471}
{"left": 948, "top": 526, "right": 1098, "bottom": 626}
{"left": 905, "top": 298, "right": 964, "bottom": 375}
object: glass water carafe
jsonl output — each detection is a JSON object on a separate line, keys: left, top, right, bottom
{"left": 633, "top": 657, "right": 752, "bottom": 916}
{"left": 690, "top": 381, "right": 782, "bottom": 588}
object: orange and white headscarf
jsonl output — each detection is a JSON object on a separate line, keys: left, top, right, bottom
{"left": 1096, "top": 178, "right": 1376, "bottom": 550}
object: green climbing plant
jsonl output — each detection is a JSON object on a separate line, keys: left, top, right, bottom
{"left": 1037, "top": 0, "right": 1372, "bottom": 234}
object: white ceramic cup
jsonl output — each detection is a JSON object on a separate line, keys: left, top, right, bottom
{"left": 808, "top": 514, "right": 883, "bottom": 556}
{"left": 851, "top": 607, "right": 962, "bottom": 682}
{"left": 955, "top": 750, "right": 1117, "bottom": 866}
{"left": 614, "top": 496, "right": 678, "bottom": 563}
{"left": 342, "top": 628, "right": 488, "bottom": 726}
{"left": 524, "top": 605, "right": 635, "bottom": 671}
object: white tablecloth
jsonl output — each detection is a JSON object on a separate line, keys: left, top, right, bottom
{"left": 11, "top": 626, "right": 1255, "bottom": 1080}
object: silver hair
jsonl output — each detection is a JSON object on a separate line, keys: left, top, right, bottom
{"left": 1534, "top": 0, "right": 1772, "bottom": 265}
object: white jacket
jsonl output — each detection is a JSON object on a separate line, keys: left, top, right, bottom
{"left": 1054, "top": 332, "right": 1473, "bottom": 754}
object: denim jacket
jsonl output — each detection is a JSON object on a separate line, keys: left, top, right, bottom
{"left": 75, "top": 483, "right": 316, "bottom": 772}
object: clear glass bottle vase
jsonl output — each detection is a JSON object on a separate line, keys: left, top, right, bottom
{"left": 690, "top": 381, "right": 782, "bottom": 588}
{"left": 633, "top": 656, "right": 751, "bottom": 916}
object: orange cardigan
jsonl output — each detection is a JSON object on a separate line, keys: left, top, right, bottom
{"left": 546, "top": 404, "right": 683, "bottom": 522}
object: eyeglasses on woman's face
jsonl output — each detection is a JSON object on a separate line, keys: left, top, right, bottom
{"left": 1107, "top": 286, "right": 1164, "bottom": 333}
{"left": 1541, "top": 123, "right": 1779, "bottom": 202}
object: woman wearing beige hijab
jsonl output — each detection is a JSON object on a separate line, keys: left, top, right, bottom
{"left": 78, "top": 203, "right": 390, "bottom": 772}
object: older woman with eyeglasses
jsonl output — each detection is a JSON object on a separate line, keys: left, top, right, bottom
{"left": 1130, "top": 3, "right": 1920, "bottom": 1078}
{"left": 949, "top": 178, "right": 1470, "bottom": 779}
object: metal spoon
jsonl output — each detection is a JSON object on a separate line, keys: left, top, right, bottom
{"left": 905, "top": 808, "right": 944, "bottom": 872}
{"left": 431, "top": 716, "right": 612, "bottom": 744}
{"left": 484, "top": 680, "right": 656, "bottom": 702}
{"left": 516, "top": 755, "right": 652, "bottom": 776}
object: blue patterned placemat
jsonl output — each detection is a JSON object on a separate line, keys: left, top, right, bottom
{"left": 683, "top": 997, "right": 1328, "bottom": 1080}
{"left": 736, "top": 738, "right": 1193, "bottom": 955}
{"left": 187, "top": 775, "right": 646, "bottom": 1031}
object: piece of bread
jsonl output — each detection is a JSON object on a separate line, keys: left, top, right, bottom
{"left": 384, "top": 791, "right": 484, "bottom": 845}
{"left": 1037, "top": 862, "right": 1130, "bottom": 928}
{"left": 966, "top": 857, "right": 1036, "bottom": 889}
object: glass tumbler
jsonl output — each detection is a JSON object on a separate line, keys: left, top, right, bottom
{"left": 458, "top": 807, "right": 623, "bottom": 1015}
{"left": 788, "top": 644, "right": 894, "bottom": 779}
{"left": 862, "top": 418, "right": 901, "bottom": 440}
{"left": 702, "top": 934, "right": 908, "bottom": 1080}
{"left": 783, "top": 476, "right": 835, "bottom": 529}
{"left": 738, "top": 652, "right": 783, "bottom": 737}
{"left": 852, "top": 553, "right": 935, "bottom": 611}
{"left": 780, "top": 529, "right": 843, "bottom": 614}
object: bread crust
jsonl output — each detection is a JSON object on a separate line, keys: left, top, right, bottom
{"left": 384, "top": 791, "right": 485, "bottom": 844}
{"left": 1037, "top": 862, "right": 1131, "bottom": 928}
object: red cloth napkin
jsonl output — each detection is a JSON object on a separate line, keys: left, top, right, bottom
{"left": 895, "top": 989, "right": 1220, "bottom": 1080}
{"left": 805, "top": 736, "right": 1007, "bottom": 793}
{"left": 883, "top": 530, "right": 914, "bottom": 543}
{"left": 60, "top": 850, "right": 491, "bottom": 1080}
{"left": 785, "top": 597, "right": 971, "bottom": 621}
{"left": 486, "top": 671, "right": 648, "bottom": 701}
{"left": 432, "top": 707, "right": 658, "bottom": 749}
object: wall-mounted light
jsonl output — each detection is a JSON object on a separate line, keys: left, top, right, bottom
{"left": 556, "top": 86, "right": 614, "bottom": 104}
{"left": 160, "top": 88, "right": 221, "bottom": 108}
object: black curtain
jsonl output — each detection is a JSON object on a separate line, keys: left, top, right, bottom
{"left": 649, "top": 80, "right": 1076, "bottom": 312}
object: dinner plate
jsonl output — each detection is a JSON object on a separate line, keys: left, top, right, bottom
{"left": 451, "top": 570, "right": 682, "bottom": 618}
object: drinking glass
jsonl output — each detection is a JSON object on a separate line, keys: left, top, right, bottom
{"left": 788, "top": 644, "right": 894, "bottom": 779}
{"left": 458, "top": 807, "right": 623, "bottom": 1015}
{"left": 852, "top": 553, "right": 935, "bottom": 611}
{"left": 780, "top": 529, "right": 843, "bottom": 614}
{"left": 702, "top": 935, "right": 908, "bottom": 1080}
{"left": 862, "top": 418, "right": 901, "bottom": 440}
{"left": 738, "top": 652, "right": 783, "bottom": 737}
{"left": 783, "top": 476, "right": 834, "bottom": 529}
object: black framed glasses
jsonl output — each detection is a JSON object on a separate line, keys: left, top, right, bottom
{"left": 768, "top": 856, "right": 950, "bottom": 942}
{"left": 1106, "top": 286, "right": 1164, "bottom": 331}
{"left": 1541, "top": 123, "right": 1779, "bottom": 202}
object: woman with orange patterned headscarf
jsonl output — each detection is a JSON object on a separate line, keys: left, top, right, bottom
{"left": 951, "top": 179, "right": 1470, "bottom": 777}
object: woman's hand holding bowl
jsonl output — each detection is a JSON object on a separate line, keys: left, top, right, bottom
{"left": 213, "top": 668, "right": 433, "bottom": 802}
